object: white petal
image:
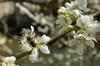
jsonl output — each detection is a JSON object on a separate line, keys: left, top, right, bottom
{"left": 74, "top": 34, "right": 85, "bottom": 39}
{"left": 3, "top": 57, "right": 9, "bottom": 63}
{"left": 6, "top": 63, "right": 15, "bottom": 66}
{"left": 30, "top": 26, "right": 34, "bottom": 35}
{"left": 76, "top": 16, "right": 83, "bottom": 28}
{"left": 21, "top": 44, "right": 32, "bottom": 51}
{"left": 73, "top": 10, "right": 81, "bottom": 16}
{"left": 41, "top": 35, "right": 51, "bottom": 43}
{"left": 68, "top": 39, "right": 78, "bottom": 46}
{"left": 29, "top": 48, "right": 38, "bottom": 63}
{"left": 86, "top": 40, "right": 95, "bottom": 48}
{"left": 76, "top": 44, "right": 85, "bottom": 55}
{"left": 3, "top": 56, "right": 16, "bottom": 63}
{"left": 76, "top": 0, "right": 87, "bottom": 8}
{"left": 9, "top": 56, "right": 16, "bottom": 63}
{"left": 2, "top": 63, "right": 6, "bottom": 66}
{"left": 58, "top": 7, "right": 66, "bottom": 14}
{"left": 65, "top": 3, "right": 72, "bottom": 10}
{"left": 40, "top": 45, "right": 50, "bottom": 54}
{"left": 86, "top": 37, "right": 97, "bottom": 42}
{"left": 77, "top": 15, "right": 93, "bottom": 28}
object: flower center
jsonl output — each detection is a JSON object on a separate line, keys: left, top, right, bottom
{"left": 27, "top": 37, "right": 36, "bottom": 47}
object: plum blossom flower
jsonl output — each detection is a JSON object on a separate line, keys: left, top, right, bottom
{"left": 76, "top": 15, "right": 99, "bottom": 34}
{"left": 29, "top": 48, "right": 39, "bottom": 63}
{"left": 75, "top": 0, "right": 88, "bottom": 11}
{"left": 20, "top": 26, "right": 50, "bottom": 63}
{"left": 56, "top": 0, "right": 100, "bottom": 55}
{"left": 58, "top": 0, "right": 88, "bottom": 14}
{"left": 57, "top": 0, "right": 88, "bottom": 30}
{"left": 75, "top": 15, "right": 99, "bottom": 49}
{"left": 67, "top": 15, "right": 99, "bottom": 55}
{"left": 1, "top": 56, "right": 17, "bottom": 66}
{"left": 68, "top": 31, "right": 96, "bottom": 55}
{"left": 29, "top": 35, "right": 50, "bottom": 63}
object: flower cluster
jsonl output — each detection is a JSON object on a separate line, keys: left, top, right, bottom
{"left": 56, "top": 0, "right": 88, "bottom": 28}
{"left": 20, "top": 26, "right": 51, "bottom": 63}
{"left": 1, "top": 56, "right": 18, "bottom": 66}
{"left": 56, "top": 0, "right": 99, "bottom": 55}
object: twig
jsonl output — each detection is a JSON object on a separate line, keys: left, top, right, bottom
{"left": 15, "top": 3, "right": 38, "bottom": 22}
{"left": 15, "top": 25, "right": 80, "bottom": 60}
{"left": 15, "top": 50, "right": 32, "bottom": 59}
{"left": 2, "top": 19, "right": 8, "bottom": 35}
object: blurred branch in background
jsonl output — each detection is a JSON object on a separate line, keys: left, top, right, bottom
{"left": 15, "top": 3, "right": 38, "bottom": 22}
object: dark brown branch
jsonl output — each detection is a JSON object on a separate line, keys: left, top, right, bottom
{"left": 15, "top": 25, "right": 80, "bottom": 60}
{"left": 15, "top": 50, "right": 32, "bottom": 60}
{"left": 47, "top": 25, "right": 80, "bottom": 45}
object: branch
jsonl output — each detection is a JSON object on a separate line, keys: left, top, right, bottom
{"left": 47, "top": 25, "right": 79, "bottom": 45}
{"left": 15, "top": 3, "right": 38, "bottom": 22}
{"left": 15, "top": 25, "right": 80, "bottom": 60}
{"left": 15, "top": 50, "right": 31, "bottom": 59}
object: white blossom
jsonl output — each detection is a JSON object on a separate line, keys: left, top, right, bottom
{"left": 39, "top": 35, "right": 50, "bottom": 54}
{"left": 65, "top": 2, "right": 73, "bottom": 10}
{"left": 56, "top": 0, "right": 99, "bottom": 55}
{"left": 69, "top": 32, "right": 96, "bottom": 55}
{"left": 21, "top": 26, "right": 35, "bottom": 38}
{"left": 40, "top": 44, "right": 50, "bottom": 54}
{"left": 76, "top": 15, "right": 99, "bottom": 33}
{"left": 29, "top": 48, "right": 39, "bottom": 63}
{"left": 75, "top": 0, "right": 88, "bottom": 11}
{"left": 29, "top": 35, "right": 50, "bottom": 63}
{"left": 20, "top": 26, "right": 51, "bottom": 63}
{"left": 58, "top": 7, "right": 67, "bottom": 14}
{"left": 21, "top": 43, "right": 32, "bottom": 51}
{"left": 20, "top": 36, "right": 32, "bottom": 51}
{"left": 20, "top": 26, "right": 35, "bottom": 51}
{"left": 73, "top": 9, "right": 81, "bottom": 16}
{"left": 2, "top": 56, "right": 17, "bottom": 66}
{"left": 30, "top": 26, "right": 34, "bottom": 36}
{"left": 40, "top": 35, "right": 51, "bottom": 43}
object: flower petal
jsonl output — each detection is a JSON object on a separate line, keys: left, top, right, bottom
{"left": 30, "top": 26, "right": 34, "bottom": 35}
{"left": 68, "top": 39, "right": 78, "bottom": 46}
{"left": 65, "top": 3, "right": 72, "bottom": 10}
{"left": 76, "top": 44, "right": 85, "bottom": 55}
{"left": 3, "top": 56, "right": 16, "bottom": 63}
{"left": 58, "top": 7, "right": 66, "bottom": 14}
{"left": 29, "top": 48, "right": 38, "bottom": 63}
{"left": 21, "top": 44, "right": 32, "bottom": 51}
{"left": 86, "top": 37, "right": 97, "bottom": 42}
{"left": 76, "top": 0, "right": 87, "bottom": 9}
{"left": 6, "top": 63, "right": 15, "bottom": 66}
{"left": 40, "top": 45, "right": 50, "bottom": 54}
{"left": 86, "top": 40, "right": 95, "bottom": 48}
{"left": 73, "top": 9, "right": 81, "bottom": 16}
{"left": 41, "top": 35, "right": 51, "bottom": 43}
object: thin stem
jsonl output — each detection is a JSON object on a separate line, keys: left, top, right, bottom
{"left": 15, "top": 3, "right": 38, "bottom": 22}
{"left": 47, "top": 25, "right": 78, "bottom": 45}
{"left": 15, "top": 50, "right": 32, "bottom": 60}
{"left": 15, "top": 25, "right": 80, "bottom": 60}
